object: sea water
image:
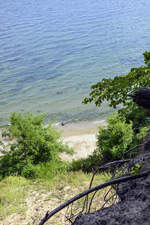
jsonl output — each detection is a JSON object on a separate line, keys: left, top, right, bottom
{"left": 0, "top": 0, "right": 150, "bottom": 125}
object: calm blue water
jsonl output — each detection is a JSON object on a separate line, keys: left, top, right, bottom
{"left": 0, "top": 0, "right": 150, "bottom": 125}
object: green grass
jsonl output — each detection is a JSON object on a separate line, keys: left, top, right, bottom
{"left": 0, "top": 171, "right": 110, "bottom": 223}
{"left": 0, "top": 176, "right": 30, "bottom": 218}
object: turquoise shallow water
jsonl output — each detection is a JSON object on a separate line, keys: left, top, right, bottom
{"left": 0, "top": 0, "right": 150, "bottom": 125}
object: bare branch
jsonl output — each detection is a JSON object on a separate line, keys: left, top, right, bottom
{"left": 39, "top": 170, "right": 150, "bottom": 225}
{"left": 96, "top": 159, "right": 131, "bottom": 171}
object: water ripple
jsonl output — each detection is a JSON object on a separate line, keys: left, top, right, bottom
{"left": 0, "top": 0, "right": 150, "bottom": 125}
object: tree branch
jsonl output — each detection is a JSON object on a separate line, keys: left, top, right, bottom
{"left": 39, "top": 170, "right": 150, "bottom": 225}
{"left": 96, "top": 159, "right": 131, "bottom": 171}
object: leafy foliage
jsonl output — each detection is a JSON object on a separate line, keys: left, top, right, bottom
{"left": 70, "top": 149, "right": 103, "bottom": 173}
{"left": 70, "top": 52, "right": 150, "bottom": 173}
{"left": 82, "top": 52, "right": 150, "bottom": 164}
{"left": 83, "top": 52, "right": 150, "bottom": 109}
{"left": 0, "top": 113, "right": 71, "bottom": 178}
{"left": 97, "top": 114, "right": 134, "bottom": 161}
{"left": 130, "top": 162, "right": 143, "bottom": 176}
{"left": 83, "top": 52, "right": 150, "bottom": 128}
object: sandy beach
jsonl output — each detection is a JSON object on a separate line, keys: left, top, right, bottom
{"left": 0, "top": 120, "right": 107, "bottom": 160}
{"left": 57, "top": 120, "right": 107, "bottom": 161}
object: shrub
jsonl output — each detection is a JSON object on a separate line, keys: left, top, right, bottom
{"left": 97, "top": 113, "right": 134, "bottom": 161}
{"left": 70, "top": 149, "right": 103, "bottom": 173}
{"left": 70, "top": 113, "right": 150, "bottom": 173}
{"left": 0, "top": 113, "right": 71, "bottom": 178}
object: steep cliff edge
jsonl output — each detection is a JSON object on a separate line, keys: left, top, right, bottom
{"left": 72, "top": 141, "right": 150, "bottom": 225}
{"left": 72, "top": 89, "right": 150, "bottom": 225}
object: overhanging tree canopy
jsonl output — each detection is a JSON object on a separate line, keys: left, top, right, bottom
{"left": 83, "top": 52, "right": 150, "bottom": 109}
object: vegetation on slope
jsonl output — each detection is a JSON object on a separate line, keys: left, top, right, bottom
{"left": 84, "top": 52, "right": 150, "bottom": 158}
{"left": 0, "top": 113, "right": 72, "bottom": 179}
{"left": 71, "top": 52, "right": 150, "bottom": 172}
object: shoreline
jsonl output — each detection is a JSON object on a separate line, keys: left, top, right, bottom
{"left": 56, "top": 119, "right": 107, "bottom": 137}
